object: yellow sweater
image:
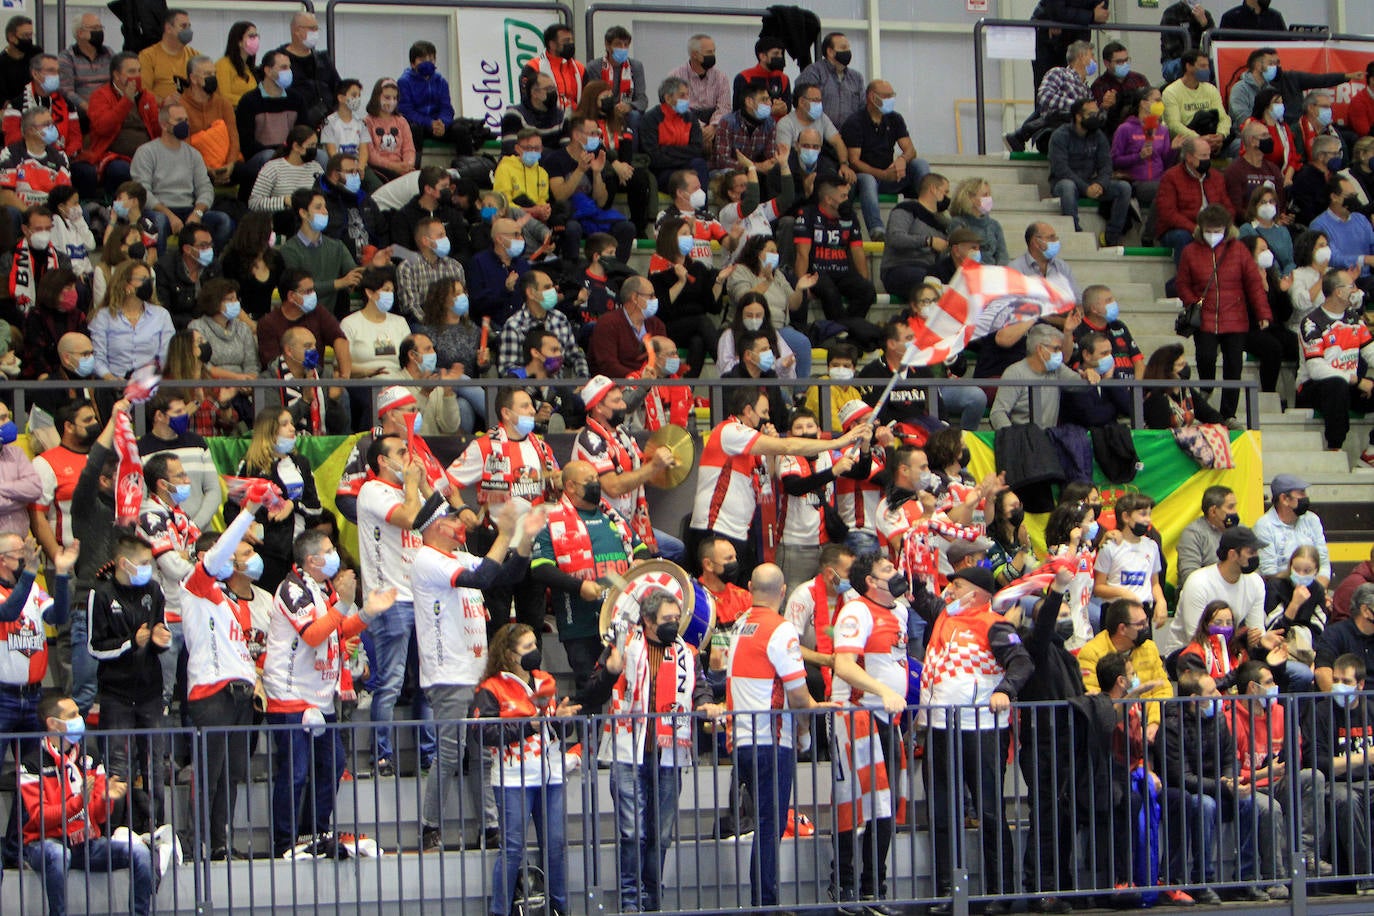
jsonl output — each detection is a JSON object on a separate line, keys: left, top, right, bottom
{"left": 214, "top": 57, "right": 258, "bottom": 109}
{"left": 1077, "top": 629, "right": 1173, "bottom": 728}
{"left": 493, "top": 156, "right": 551, "bottom": 206}
{"left": 138, "top": 42, "right": 198, "bottom": 101}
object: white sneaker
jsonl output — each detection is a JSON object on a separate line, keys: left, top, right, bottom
{"left": 152, "top": 824, "right": 181, "bottom": 877}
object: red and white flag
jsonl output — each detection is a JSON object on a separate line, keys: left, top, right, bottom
{"left": 911, "top": 263, "right": 1077, "bottom": 367}
{"left": 990, "top": 555, "right": 1081, "bottom": 616}
{"left": 113, "top": 412, "right": 143, "bottom": 526}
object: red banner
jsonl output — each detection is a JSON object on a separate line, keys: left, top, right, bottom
{"left": 1213, "top": 40, "right": 1373, "bottom": 127}
{"left": 113, "top": 411, "right": 143, "bottom": 527}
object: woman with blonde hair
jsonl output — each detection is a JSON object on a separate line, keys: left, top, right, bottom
{"left": 225, "top": 408, "right": 322, "bottom": 591}
{"left": 947, "top": 176, "right": 1009, "bottom": 265}
{"left": 88, "top": 258, "right": 174, "bottom": 380}
{"left": 163, "top": 328, "right": 241, "bottom": 435}
{"left": 419, "top": 275, "right": 488, "bottom": 431}
{"left": 94, "top": 223, "right": 155, "bottom": 310}
{"left": 1264, "top": 544, "right": 1327, "bottom": 638}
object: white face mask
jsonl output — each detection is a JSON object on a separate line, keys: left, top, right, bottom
{"left": 1256, "top": 249, "right": 1275, "bottom": 270}
{"left": 829, "top": 366, "right": 854, "bottom": 381}
{"left": 1314, "top": 246, "right": 1332, "bottom": 265}
{"left": 688, "top": 188, "right": 707, "bottom": 210}
{"left": 742, "top": 316, "right": 763, "bottom": 332}
{"left": 1204, "top": 230, "right": 1225, "bottom": 248}
{"left": 1257, "top": 202, "right": 1278, "bottom": 222}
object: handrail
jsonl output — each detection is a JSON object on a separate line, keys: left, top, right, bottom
{"left": 54, "top": 0, "right": 316, "bottom": 50}
{"left": 972, "top": 18, "right": 1192, "bottom": 155}
{"left": 583, "top": 3, "right": 819, "bottom": 64}
{"left": 1200, "top": 27, "right": 1332, "bottom": 56}
{"left": 325, "top": 0, "right": 571, "bottom": 66}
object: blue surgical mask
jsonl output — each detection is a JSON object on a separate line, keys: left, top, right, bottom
{"left": 1291, "top": 572, "right": 1315, "bottom": 588}
{"left": 1096, "top": 354, "right": 1114, "bottom": 376}
{"left": 1085, "top": 520, "right": 1101, "bottom": 541}
{"left": 1272, "top": 102, "right": 1286, "bottom": 121}
{"left": 1104, "top": 300, "right": 1120, "bottom": 323}
{"left": 275, "top": 68, "right": 294, "bottom": 91}
{"left": 299, "top": 291, "right": 318, "bottom": 314}
{"left": 799, "top": 147, "right": 820, "bottom": 169}
{"left": 1319, "top": 108, "right": 1333, "bottom": 127}
{"left": 611, "top": 47, "right": 629, "bottom": 65}
{"left": 112, "top": 200, "right": 130, "bottom": 219}
{"left": 807, "top": 101, "right": 823, "bottom": 120}
{"left": 39, "top": 123, "right": 59, "bottom": 145}
{"left": 1085, "top": 60, "right": 1099, "bottom": 77}
{"left": 1200, "top": 698, "right": 1218, "bottom": 718}
{"left": 677, "top": 235, "right": 694, "bottom": 257}
{"left": 969, "top": 249, "right": 982, "bottom": 264}
{"left": 412, "top": 411, "right": 425, "bottom": 434}
{"left": 275, "top": 435, "right": 296, "bottom": 454}
{"left": 169, "top": 482, "right": 191, "bottom": 504}
{"left": 418, "top": 352, "right": 437, "bottom": 373}
{"left": 452, "top": 293, "right": 470, "bottom": 316}
{"left": 376, "top": 290, "right": 394, "bottom": 312}
{"left": 1044, "top": 350, "right": 1064, "bottom": 371}
{"left": 1195, "top": 68, "right": 1211, "bottom": 82}
{"left": 835, "top": 577, "right": 851, "bottom": 594}
{"left": 62, "top": 716, "right": 86, "bottom": 742}
{"left": 755, "top": 103, "right": 772, "bottom": 120}
{"left": 584, "top": 135, "right": 601, "bottom": 152}
{"left": 643, "top": 297, "right": 659, "bottom": 318}
{"left": 664, "top": 356, "right": 681, "bottom": 375}
{"left": 320, "top": 550, "right": 341, "bottom": 578}
{"left": 514, "top": 414, "right": 536, "bottom": 436}
{"left": 417, "top": 61, "right": 436, "bottom": 79}
{"left": 1129, "top": 674, "right": 1141, "bottom": 692}
{"left": 168, "top": 414, "right": 191, "bottom": 435}
{"left": 878, "top": 97, "right": 896, "bottom": 115}
{"left": 520, "top": 150, "right": 541, "bottom": 168}
{"left": 434, "top": 236, "right": 451, "bottom": 258}
{"left": 1113, "top": 63, "right": 1130, "bottom": 80}
{"left": 1262, "top": 65, "right": 1278, "bottom": 82}
{"left": 540, "top": 288, "right": 558, "bottom": 309}
{"left": 223, "top": 299, "right": 241, "bottom": 320}
{"left": 480, "top": 205, "right": 498, "bottom": 222}
{"left": 506, "top": 238, "right": 525, "bottom": 258}
{"left": 757, "top": 350, "right": 776, "bottom": 372}
{"left": 763, "top": 251, "right": 780, "bottom": 270}
{"left": 1043, "top": 239, "right": 1061, "bottom": 260}
{"left": 343, "top": 172, "right": 361, "bottom": 194}
{"left": 1333, "top": 682, "right": 1357, "bottom": 707}
{"left": 76, "top": 355, "right": 95, "bottom": 377}
{"left": 196, "top": 246, "right": 213, "bottom": 266}
{"left": 0, "top": 421, "right": 15, "bottom": 445}
{"left": 128, "top": 562, "right": 153, "bottom": 587}
{"left": 301, "top": 347, "right": 321, "bottom": 370}
{"left": 309, "top": 212, "right": 328, "bottom": 232}
{"left": 242, "top": 553, "right": 265, "bottom": 581}
{"left": 674, "top": 98, "right": 690, "bottom": 116}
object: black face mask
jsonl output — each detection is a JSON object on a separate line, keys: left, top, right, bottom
{"left": 559, "top": 41, "right": 576, "bottom": 60}
{"left": 767, "top": 57, "right": 785, "bottom": 72}
{"left": 652, "top": 622, "right": 678, "bottom": 646}
{"left": 88, "top": 30, "right": 104, "bottom": 48}
{"left": 599, "top": 96, "right": 615, "bottom": 117}
{"left": 700, "top": 54, "right": 716, "bottom": 71}
{"left": 1224, "top": 511, "right": 1240, "bottom": 528}
{"left": 1257, "top": 136, "right": 1275, "bottom": 155}
{"left": 1293, "top": 496, "right": 1311, "bottom": 517}
{"left": 833, "top": 50, "right": 852, "bottom": 67}
{"left": 605, "top": 408, "right": 626, "bottom": 428}
{"left": 76, "top": 422, "right": 99, "bottom": 445}
{"left": 198, "top": 342, "right": 212, "bottom": 363}
{"left": 1055, "top": 617, "right": 1075, "bottom": 639}
{"left": 1008, "top": 507, "right": 1025, "bottom": 528}
{"left": 581, "top": 480, "right": 602, "bottom": 506}
{"left": 15, "top": 38, "right": 34, "bottom": 54}
{"left": 719, "top": 560, "right": 740, "bottom": 584}
{"left": 1133, "top": 626, "right": 1149, "bottom": 648}
{"left": 886, "top": 573, "right": 909, "bottom": 599}
{"left": 1177, "top": 365, "right": 1192, "bottom": 380}
{"left": 936, "top": 196, "right": 951, "bottom": 213}
{"left": 202, "top": 75, "right": 218, "bottom": 95}
{"left": 1240, "top": 554, "right": 1261, "bottom": 575}
{"left": 1257, "top": 0, "right": 1271, "bottom": 9}
{"left": 1131, "top": 521, "right": 1151, "bottom": 537}
{"left": 1344, "top": 195, "right": 1364, "bottom": 213}
{"left": 959, "top": 446, "right": 971, "bottom": 467}
{"left": 519, "top": 648, "right": 542, "bottom": 672}
{"left": 1080, "top": 115, "right": 1105, "bottom": 132}
{"left": 128, "top": 241, "right": 146, "bottom": 260}
{"left": 1195, "top": 159, "right": 1212, "bottom": 176}
{"left": 135, "top": 278, "right": 154, "bottom": 300}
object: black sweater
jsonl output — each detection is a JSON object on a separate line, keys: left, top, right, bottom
{"left": 87, "top": 572, "right": 166, "bottom": 702}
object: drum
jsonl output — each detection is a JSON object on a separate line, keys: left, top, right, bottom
{"left": 598, "top": 560, "right": 715, "bottom": 650}
{"left": 679, "top": 579, "right": 716, "bottom": 650}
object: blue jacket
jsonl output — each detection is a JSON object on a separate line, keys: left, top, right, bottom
{"left": 397, "top": 68, "right": 454, "bottom": 126}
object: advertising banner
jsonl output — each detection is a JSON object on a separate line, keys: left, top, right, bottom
{"left": 455, "top": 9, "right": 562, "bottom": 133}
{"left": 1213, "top": 40, "right": 1373, "bottom": 127}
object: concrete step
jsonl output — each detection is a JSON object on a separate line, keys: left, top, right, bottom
{"left": 1262, "top": 449, "right": 1351, "bottom": 475}
{"left": 1258, "top": 429, "right": 1327, "bottom": 451}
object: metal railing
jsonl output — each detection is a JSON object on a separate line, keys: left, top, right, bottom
{"left": 972, "top": 18, "right": 1193, "bottom": 155}
{"left": 582, "top": 4, "right": 822, "bottom": 64}
{"left": 323, "top": 0, "right": 572, "bottom": 67}
{"left": 52, "top": 0, "right": 317, "bottom": 50}
{"left": 9, "top": 373, "right": 1264, "bottom": 439}
{"left": 5, "top": 692, "right": 1374, "bottom": 914}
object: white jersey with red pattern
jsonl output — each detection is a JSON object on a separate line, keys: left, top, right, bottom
{"left": 725, "top": 606, "right": 806, "bottom": 749}
{"left": 31, "top": 445, "right": 85, "bottom": 549}
{"left": 263, "top": 570, "right": 352, "bottom": 713}
{"left": 181, "top": 563, "right": 256, "bottom": 701}
{"left": 777, "top": 449, "right": 835, "bottom": 545}
{"left": 690, "top": 418, "right": 762, "bottom": 540}
{"left": 920, "top": 601, "right": 1014, "bottom": 729}
{"left": 835, "top": 447, "right": 885, "bottom": 533}
{"left": 1298, "top": 306, "right": 1374, "bottom": 389}
{"left": 356, "top": 477, "right": 423, "bottom": 602}
{"left": 0, "top": 576, "right": 52, "bottom": 685}
{"left": 448, "top": 426, "right": 560, "bottom": 507}
{"left": 831, "top": 594, "right": 909, "bottom": 721}
{"left": 411, "top": 545, "right": 489, "bottom": 689}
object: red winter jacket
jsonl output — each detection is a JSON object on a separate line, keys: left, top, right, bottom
{"left": 1155, "top": 161, "right": 1235, "bottom": 236}
{"left": 19, "top": 738, "right": 112, "bottom": 845}
{"left": 1177, "top": 234, "right": 1271, "bottom": 335}
{"left": 80, "top": 82, "right": 160, "bottom": 165}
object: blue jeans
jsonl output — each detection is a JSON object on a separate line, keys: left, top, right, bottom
{"left": 492, "top": 783, "right": 568, "bottom": 916}
{"left": 146, "top": 207, "right": 233, "bottom": 254}
{"left": 25, "top": 834, "right": 154, "bottom": 916}
{"left": 368, "top": 601, "right": 435, "bottom": 765}
{"left": 0, "top": 685, "right": 41, "bottom": 862}
{"left": 455, "top": 382, "right": 487, "bottom": 433}
{"left": 1167, "top": 790, "right": 1219, "bottom": 884}
{"left": 937, "top": 384, "right": 988, "bottom": 431}
{"left": 777, "top": 325, "right": 814, "bottom": 379}
{"left": 69, "top": 602, "right": 98, "bottom": 714}
{"left": 1052, "top": 177, "right": 1132, "bottom": 241}
{"left": 653, "top": 528, "right": 686, "bottom": 564}
{"left": 1162, "top": 228, "right": 1194, "bottom": 264}
{"left": 267, "top": 710, "right": 345, "bottom": 853}
{"left": 157, "top": 620, "right": 184, "bottom": 708}
{"left": 853, "top": 162, "right": 928, "bottom": 235}
{"left": 610, "top": 760, "right": 683, "bottom": 912}
{"left": 734, "top": 743, "right": 795, "bottom": 907}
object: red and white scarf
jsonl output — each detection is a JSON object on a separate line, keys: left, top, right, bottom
{"left": 113, "top": 411, "right": 143, "bottom": 526}
{"left": 831, "top": 708, "right": 909, "bottom": 831}
{"left": 584, "top": 416, "right": 657, "bottom": 552}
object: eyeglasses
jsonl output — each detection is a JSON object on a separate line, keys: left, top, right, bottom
{"left": 916, "top": 297, "right": 938, "bottom": 306}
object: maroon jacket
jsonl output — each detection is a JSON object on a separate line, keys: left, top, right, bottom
{"left": 587, "top": 308, "right": 666, "bottom": 377}
{"left": 1156, "top": 161, "right": 1235, "bottom": 236}
{"left": 1176, "top": 234, "right": 1270, "bottom": 335}
{"left": 1332, "top": 561, "right": 1374, "bottom": 623}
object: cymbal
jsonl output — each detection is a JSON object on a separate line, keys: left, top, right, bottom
{"left": 599, "top": 559, "right": 699, "bottom": 645}
{"left": 644, "top": 424, "right": 695, "bottom": 489}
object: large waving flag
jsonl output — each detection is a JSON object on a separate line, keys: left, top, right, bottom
{"left": 911, "top": 262, "right": 1078, "bottom": 367}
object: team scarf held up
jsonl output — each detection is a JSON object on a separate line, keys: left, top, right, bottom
{"left": 914, "top": 262, "right": 1076, "bottom": 367}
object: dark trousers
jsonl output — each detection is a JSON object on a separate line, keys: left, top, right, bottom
{"left": 926, "top": 724, "right": 1013, "bottom": 897}
{"left": 603, "top": 166, "right": 653, "bottom": 236}
{"left": 98, "top": 691, "right": 166, "bottom": 832}
{"left": 267, "top": 709, "right": 345, "bottom": 853}
{"left": 1243, "top": 323, "right": 1290, "bottom": 395}
{"left": 1297, "top": 376, "right": 1374, "bottom": 450}
{"left": 812, "top": 272, "right": 881, "bottom": 350}
{"left": 0, "top": 683, "right": 41, "bottom": 862}
{"left": 735, "top": 743, "right": 795, "bottom": 907}
{"left": 662, "top": 313, "right": 718, "bottom": 378}
{"left": 1018, "top": 711, "right": 1076, "bottom": 894}
{"left": 187, "top": 681, "right": 254, "bottom": 852}
{"left": 562, "top": 636, "right": 605, "bottom": 713}
{"left": 1193, "top": 330, "right": 1247, "bottom": 420}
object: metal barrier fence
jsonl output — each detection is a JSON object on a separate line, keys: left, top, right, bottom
{"left": 8, "top": 373, "right": 1264, "bottom": 439}
{"left": 52, "top": 0, "right": 317, "bottom": 49}
{"left": 6, "top": 692, "right": 1374, "bottom": 914}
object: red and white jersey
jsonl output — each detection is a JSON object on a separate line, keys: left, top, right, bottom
{"left": 777, "top": 450, "right": 835, "bottom": 545}
{"left": 356, "top": 478, "right": 423, "bottom": 602}
{"left": 264, "top": 571, "right": 352, "bottom": 713}
{"left": 1298, "top": 306, "right": 1374, "bottom": 389}
{"left": 831, "top": 595, "right": 909, "bottom": 721}
{"left": 725, "top": 607, "right": 806, "bottom": 749}
{"left": 448, "top": 428, "right": 559, "bottom": 506}
{"left": 135, "top": 499, "right": 200, "bottom": 624}
{"left": 690, "top": 418, "right": 762, "bottom": 540}
{"left": 835, "top": 447, "right": 885, "bottom": 533}
{"left": 877, "top": 493, "right": 926, "bottom": 561}
{"left": 411, "top": 545, "right": 489, "bottom": 689}
{"left": 0, "top": 576, "right": 52, "bottom": 685}
{"left": 31, "top": 445, "right": 86, "bottom": 547}
{"left": 572, "top": 420, "right": 643, "bottom": 524}
{"left": 181, "top": 564, "right": 256, "bottom": 700}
